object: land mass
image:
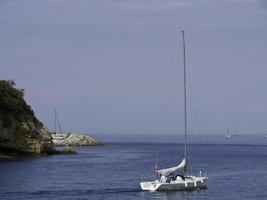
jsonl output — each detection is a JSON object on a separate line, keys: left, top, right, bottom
{"left": 0, "top": 80, "right": 101, "bottom": 159}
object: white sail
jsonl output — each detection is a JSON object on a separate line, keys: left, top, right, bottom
{"left": 155, "top": 159, "right": 186, "bottom": 176}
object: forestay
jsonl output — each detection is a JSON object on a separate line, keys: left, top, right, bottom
{"left": 155, "top": 159, "right": 186, "bottom": 176}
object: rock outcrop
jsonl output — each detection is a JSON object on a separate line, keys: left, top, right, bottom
{"left": 0, "top": 80, "right": 102, "bottom": 158}
{"left": 0, "top": 80, "right": 57, "bottom": 158}
{"left": 52, "top": 133, "right": 102, "bottom": 146}
{"left": 60, "top": 145, "right": 77, "bottom": 154}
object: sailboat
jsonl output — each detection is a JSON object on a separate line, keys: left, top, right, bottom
{"left": 140, "top": 28, "right": 208, "bottom": 191}
{"left": 51, "top": 109, "right": 70, "bottom": 140}
{"left": 225, "top": 128, "right": 231, "bottom": 138}
{"left": 224, "top": 128, "right": 238, "bottom": 138}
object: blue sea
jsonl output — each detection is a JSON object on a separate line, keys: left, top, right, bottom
{"left": 1, "top": 134, "right": 267, "bottom": 200}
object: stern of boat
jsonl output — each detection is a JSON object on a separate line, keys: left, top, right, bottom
{"left": 197, "top": 176, "right": 208, "bottom": 189}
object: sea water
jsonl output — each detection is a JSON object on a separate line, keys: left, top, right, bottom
{"left": 1, "top": 135, "right": 267, "bottom": 200}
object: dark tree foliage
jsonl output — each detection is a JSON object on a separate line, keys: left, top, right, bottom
{"left": 0, "top": 80, "right": 42, "bottom": 128}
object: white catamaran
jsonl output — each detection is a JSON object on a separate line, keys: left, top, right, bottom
{"left": 140, "top": 28, "right": 208, "bottom": 191}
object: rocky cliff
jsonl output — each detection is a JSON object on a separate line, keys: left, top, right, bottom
{"left": 0, "top": 80, "right": 56, "bottom": 158}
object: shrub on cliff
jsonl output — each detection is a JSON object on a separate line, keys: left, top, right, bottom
{"left": 0, "top": 80, "right": 42, "bottom": 130}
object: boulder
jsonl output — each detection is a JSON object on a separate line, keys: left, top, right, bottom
{"left": 60, "top": 145, "right": 77, "bottom": 154}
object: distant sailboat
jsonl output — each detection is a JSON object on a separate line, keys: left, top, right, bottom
{"left": 224, "top": 128, "right": 238, "bottom": 138}
{"left": 140, "top": 28, "right": 208, "bottom": 191}
{"left": 225, "top": 129, "right": 231, "bottom": 138}
{"left": 52, "top": 109, "right": 70, "bottom": 140}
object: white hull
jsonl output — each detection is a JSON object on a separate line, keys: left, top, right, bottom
{"left": 140, "top": 176, "right": 207, "bottom": 191}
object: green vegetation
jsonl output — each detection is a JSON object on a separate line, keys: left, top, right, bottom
{"left": 0, "top": 80, "right": 66, "bottom": 157}
{"left": 0, "top": 80, "right": 50, "bottom": 156}
{"left": 0, "top": 80, "right": 42, "bottom": 130}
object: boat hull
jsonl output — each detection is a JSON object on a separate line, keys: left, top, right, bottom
{"left": 140, "top": 176, "right": 207, "bottom": 191}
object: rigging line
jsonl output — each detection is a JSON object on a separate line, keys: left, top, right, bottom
{"left": 179, "top": 32, "right": 200, "bottom": 174}
{"left": 55, "top": 110, "right": 62, "bottom": 134}
{"left": 181, "top": 27, "right": 195, "bottom": 175}
{"left": 152, "top": 37, "right": 183, "bottom": 174}
{"left": 57, "top": 116, "right": 62, "bottom": 134}
{"left": 181, "top": 34, "right": 200, "bottom": 137}
{"left": 180, "top": 59, "right": 195, "bottom": 174}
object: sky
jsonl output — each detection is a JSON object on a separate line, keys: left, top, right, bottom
{"left": 1, "top": 0, "right": 267, "bottom": 135}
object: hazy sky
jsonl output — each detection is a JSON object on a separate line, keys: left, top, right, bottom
{"left": 1, "top": 0, "right": 267, "bottom": 134}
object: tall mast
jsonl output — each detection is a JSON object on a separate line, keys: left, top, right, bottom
{"left": 54, "top": 109, "right": 57, "bottom": 134}
{"left": 181, "top": 28, "right": 188, "bottom": 174}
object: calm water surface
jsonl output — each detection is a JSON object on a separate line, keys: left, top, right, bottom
{"left": 1, "top": 135, "right": 267, "bottom": 200}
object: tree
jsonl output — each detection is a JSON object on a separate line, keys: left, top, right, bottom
{"left": 0, "top": 80, "right": 42, "bottom": 128}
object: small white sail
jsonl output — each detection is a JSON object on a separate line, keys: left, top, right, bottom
{"left": 155, "top": 159, "right": 186, "bottom": 176}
